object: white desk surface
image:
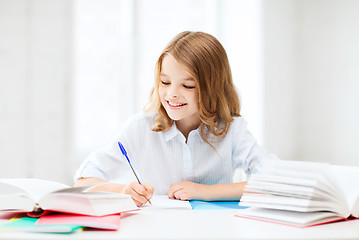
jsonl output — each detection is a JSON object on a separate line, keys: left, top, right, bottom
{"left": 1, "top": 208, "right": 359, "bottom": 240}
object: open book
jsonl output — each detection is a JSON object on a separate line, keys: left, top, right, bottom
{"left": 0, "top": 178, "right": 138, "bottom": 216}
{"left": 237, "top": 160, "right": 359, "bottom": 227}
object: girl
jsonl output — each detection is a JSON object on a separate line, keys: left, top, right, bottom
{"left": 74, "top": 31, "right": 277, "bottom": 206}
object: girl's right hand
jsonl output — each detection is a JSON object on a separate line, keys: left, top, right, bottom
{"left": 121, "top": 182, "right": 154, "bottom": 207}
{"left": 74, "top": 177, "right": 154, "bottom": 207}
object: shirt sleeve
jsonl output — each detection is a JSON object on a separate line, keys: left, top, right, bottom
{"left": 232, "top": 118, "right": 279, "bottom": 175}
{"left": 73, "top": 116, "right": 139, "bottom": 183}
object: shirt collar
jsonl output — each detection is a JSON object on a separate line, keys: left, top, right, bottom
{"left": 163, "top": 123, "right": 180, "bottom": 142}
{"left": 163, "top": 123, "right": 204, "bottom": 143}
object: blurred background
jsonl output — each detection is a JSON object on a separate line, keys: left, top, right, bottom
{"left": 1, "top": 0, "right": 358, "bottom": 185}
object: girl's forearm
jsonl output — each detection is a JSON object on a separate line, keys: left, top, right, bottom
{"left": 74, "top": 177, "right": 127, "bottom": 193}
{"left": 201, "top": 181, "right": 247, "bottom": 201}
{"left": 74, "top": 177, "right": 107, "bottom": 187}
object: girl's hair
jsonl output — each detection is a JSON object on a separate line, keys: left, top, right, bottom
{"left": 144, "top": 31, "right": 241, "bottom": 142}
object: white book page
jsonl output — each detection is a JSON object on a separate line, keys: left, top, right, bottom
{"left": 0, "top": 178, "right": 70, "bottom": 202}
{"left": 331, "top": 165, "right": 359, "bottom": 211}
{"left": 237, "top": 207, "right": 342, "bottom": 226}
{"left": 239, "top": 193, "right": 344, "bottom": 215}
{"left": 256, "top": 160, "right": 340, "bottom": 197}
{"left": 255, "top": 160, "right": 346, "bottom": 207}
{"left": 139, "top": 195, "right": 192, "bottom": 210}
{"left": 246, "top": 181, "right": 322, "bottom": 199}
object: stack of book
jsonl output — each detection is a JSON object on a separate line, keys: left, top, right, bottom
{"left": 0, "top": 178, "right": 139, "bottom": 233}
{"left": 236, "top": 159, "right": 359, "bottom": 227}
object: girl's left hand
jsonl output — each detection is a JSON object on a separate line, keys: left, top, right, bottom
{"left": 168, "top": 181, "right": 208, "bottom": 201}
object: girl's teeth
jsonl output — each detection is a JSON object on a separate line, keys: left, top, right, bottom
{"left": 169, "top": 102, "right": 185, "bottom": 107}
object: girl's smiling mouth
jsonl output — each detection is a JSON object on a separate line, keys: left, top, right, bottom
{"left": 167, "top": 101, "right": 188, "bottom": 108}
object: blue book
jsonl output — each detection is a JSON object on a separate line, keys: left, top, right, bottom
{"left": 0, "top": 217, "right": 82, "bottom": 234}
{"left": 190, "top": 200, "right": 249, "bottom": 210}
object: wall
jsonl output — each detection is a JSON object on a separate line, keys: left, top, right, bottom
{"left": 1, "top": 0, "right": 359, "bottom": 185}
{"left": 0, "top": 0, "right": 72, "bottom": 182}
{"left": 262, "top": 0, "right": 359, "bottom": 166}
{"left": 295, "top": 0, "right": 359, "bottom": 165}
{"left": 262, "top": 0, "right": 298, "bottom": 159}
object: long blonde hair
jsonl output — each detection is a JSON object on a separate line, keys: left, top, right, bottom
{"left": 145, "top": 31, "right": 240, "bottom": 142}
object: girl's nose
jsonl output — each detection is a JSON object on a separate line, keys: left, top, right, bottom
{"left": 167, "top": 85, "right": 179, "bottom": 99}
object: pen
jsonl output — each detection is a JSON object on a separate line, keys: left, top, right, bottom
{"left": 118, "top": 141, "right": 152, "bottom": 205}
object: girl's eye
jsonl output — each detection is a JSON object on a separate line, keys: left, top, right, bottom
{"left": 161, "top": 81, "right": 170, "bottom": 85}
{"left": 184, "top": 85, "right": 195, "bottom": 89}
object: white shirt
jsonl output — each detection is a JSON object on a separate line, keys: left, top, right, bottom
{"left": 74, "top": 112, "right": 277, "bottom": 195}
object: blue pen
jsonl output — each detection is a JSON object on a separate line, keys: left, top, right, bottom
{"left": 118, "top": 141, "right": 152, "bottom": 204}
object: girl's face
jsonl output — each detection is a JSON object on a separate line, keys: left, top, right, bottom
{"left": 159, "top": 54, "right": 200, "bottom": 129}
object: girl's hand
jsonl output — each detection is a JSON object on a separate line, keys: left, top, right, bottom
{"left": 168, "top": 181, "right": 208, "bottom": 201}
{"left": 121, "top": 182, "right": 154, "bottom": 207}
{"left": 75, "top": 178, "right": 154, "bottom": 207}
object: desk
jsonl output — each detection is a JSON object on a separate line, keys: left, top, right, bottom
{"left": 1, "top": 208, "right": 359, "bottom": 240}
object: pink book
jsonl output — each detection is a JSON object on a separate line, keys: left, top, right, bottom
{"left": 36, "top": 214, "right": 122, "bottom": 230}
